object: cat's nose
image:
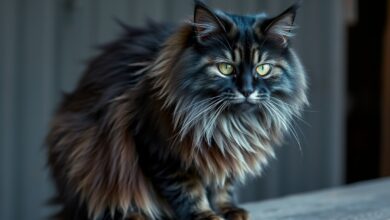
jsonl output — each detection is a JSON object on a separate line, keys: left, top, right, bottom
{"left": 238, "top": 71, "right": 254, "bottom": 97}
{"left": 241, "top": 88, "right": 254, "bottom": 97}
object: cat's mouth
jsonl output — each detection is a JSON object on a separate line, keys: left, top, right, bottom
{"left": 229, "top": 98, "right": 260, "bottom": 112}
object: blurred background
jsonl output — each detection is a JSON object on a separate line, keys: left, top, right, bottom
{"left": 1, "top": 0, "right": 389, "bottom": 219}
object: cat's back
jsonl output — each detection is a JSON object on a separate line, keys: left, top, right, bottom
{"left": 60, "top": 21, "right": 175, "bottom": 114}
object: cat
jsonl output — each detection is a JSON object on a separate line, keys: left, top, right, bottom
{"left": 46, "top": 1, "right": 308, "bottom": 219}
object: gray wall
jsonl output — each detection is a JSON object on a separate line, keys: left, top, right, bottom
{"left": 0, "top": 0, "right": 346, "bottom": 219}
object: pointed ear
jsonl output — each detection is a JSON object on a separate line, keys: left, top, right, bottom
{"left": 262, "top": 2, "right": 301, "bottom": 46}
{"left": 193, "top": 0, "right": 227, "bottom": 42}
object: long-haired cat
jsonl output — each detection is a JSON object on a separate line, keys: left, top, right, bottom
{"left": 46, "top": 1, "right": 307, "bottom": 219}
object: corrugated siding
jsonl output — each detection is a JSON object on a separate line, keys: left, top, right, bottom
{"left": 0, "top": 0, "right": 346, "bottom": 219}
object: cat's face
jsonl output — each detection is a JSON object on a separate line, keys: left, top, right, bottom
{"left": 174, "top": 2, "right": 306, "bottom": 114}
{"left": 159, "top": 2, "right": 308, "bottom": 145}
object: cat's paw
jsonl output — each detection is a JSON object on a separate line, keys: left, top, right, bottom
{"left": 194, "top": 211, "right": 225, "bottom": 220}
{"left": 125, "top": 213, "right": 146, "bottom": 220}
{"left": 221, "top": 207, "right": 249, "bottom": 220}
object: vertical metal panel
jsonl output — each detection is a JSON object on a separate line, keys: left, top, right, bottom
{"left": 131, "top": 0, "right": 168, "bottom": 25}
{"left": 57, "top": 0, "right": 99, "bottom": 93}
{"left": 0, "top": 0, "right": 19, "bottom": 219}
{"left": 325, "top": 0, "right": 346, "bottom": 186}
{"left": 16, "top": 0, "right": 58, "bottom": 219}
{"left": 165, "top": 0, "right": 193, "bottom": 21}
{"left": 96, "top": 0, "right": 131, "bottom": 43}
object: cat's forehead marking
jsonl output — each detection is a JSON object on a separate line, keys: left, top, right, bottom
{"left": 253, "top": 50, "right": 260, "bottom": 64}
{"left": 260, "top": 51, "right": 269, "bottom": 63}
{"left": 231, "top": 43, "right": 262, "bottom": 65}
{"left": 251, "top": 45, "right": 260, "bottom": 64}
{"left": 233, "top": 47, "right": 241, "bottom": 63}
{"left": 223, "top": 50, "right": 233, "bottom": 61}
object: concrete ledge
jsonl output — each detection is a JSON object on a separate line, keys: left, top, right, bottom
{"left": 244, "top": 178, "right": 390, "bottom": 220}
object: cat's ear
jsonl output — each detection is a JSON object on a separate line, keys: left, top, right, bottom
{"left": 260, "top": 1, "right": 301, "bottom": 46}
{"left": 193, "top": 0, "right": 228, "bottom": 42}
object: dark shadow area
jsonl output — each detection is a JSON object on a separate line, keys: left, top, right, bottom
{"left": 346, "top": 0, "right": 387, "bottom": 183}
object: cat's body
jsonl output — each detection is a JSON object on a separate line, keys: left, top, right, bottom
{"left": 46, "top": 1, "right": 307, "bottom": 220}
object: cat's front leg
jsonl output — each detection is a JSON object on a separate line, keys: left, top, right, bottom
{"left": 209, "top": 179, "right": 249, "bottom": 220}
{"left": 152, "top": 168, "right": 223, "bottom": 220}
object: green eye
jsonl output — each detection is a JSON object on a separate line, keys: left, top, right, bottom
{"left": 256, "top": 64, "right": 272, "bottom": 77}
{"left": 218, "top": 63, "right": 234, "bottom": 75}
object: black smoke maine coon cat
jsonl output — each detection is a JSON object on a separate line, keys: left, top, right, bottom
{"left": 46, "top": 1, "right": 308, "bottom": 220}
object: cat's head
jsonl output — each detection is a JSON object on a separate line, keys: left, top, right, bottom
{"left": 152, "top": 1, "right": 308, "bottom": 146}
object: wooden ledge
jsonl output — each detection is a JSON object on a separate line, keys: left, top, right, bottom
{"left": 244, "top": 178, "right": 390, "bottom": 220}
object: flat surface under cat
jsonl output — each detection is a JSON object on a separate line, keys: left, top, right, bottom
{"left": 244, "top": 178, "right": 390, "bottom": 220}
{"left": 46, "top": 1, "right": 307, "bottom": 219}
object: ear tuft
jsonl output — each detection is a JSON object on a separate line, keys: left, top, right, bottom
{"left": 263, "top": 1, "right": 301, "bottom": 46}
{"left": 193, "top": 0, "right": 226, "bottom": 41}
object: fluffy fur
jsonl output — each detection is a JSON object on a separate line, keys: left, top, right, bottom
{"left": 46, "top": 1, "right": 307, "bottom": 220}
